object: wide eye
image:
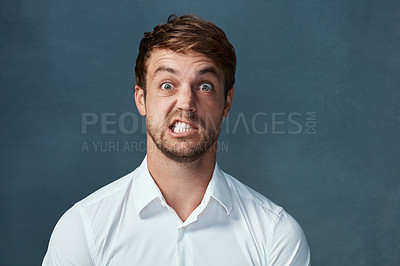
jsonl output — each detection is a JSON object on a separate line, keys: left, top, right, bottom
{"left": 200, "top": 83, "right": 213, "bottom": 92}
{"left": 161, "top": 82, "right": 174, "bottom": 90}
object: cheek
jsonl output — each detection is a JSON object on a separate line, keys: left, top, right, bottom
{"left": 201, "top": 102, "right": 225, "bottom": 124}
{"left": 145, "top": 98, "right": 173, "bottom": 120}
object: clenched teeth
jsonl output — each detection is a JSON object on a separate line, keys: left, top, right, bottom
{"left": 171, "top": 121, "right": 194, "bottom": 133}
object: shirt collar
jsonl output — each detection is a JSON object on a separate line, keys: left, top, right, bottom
{"left": 132, "top": 156, "right": 233, "bottom": 217}
{"left": 209, "top": 162, "right": 233, "bottom": 215}
{"left": 132, "top": 156, "right": 164, "bottom": 217}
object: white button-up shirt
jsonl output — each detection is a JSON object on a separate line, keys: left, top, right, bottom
{"left": 43, "top": 157, "right": 310, "bottom": 265}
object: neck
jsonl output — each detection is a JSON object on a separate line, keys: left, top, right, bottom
{"left": 146, "top": 137, "right": 217, "bottom": 222}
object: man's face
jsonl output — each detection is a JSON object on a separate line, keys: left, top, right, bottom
{"left": 135, "top": 49, "right": 234, "bottom": 163}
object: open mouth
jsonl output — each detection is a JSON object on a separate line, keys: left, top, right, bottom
{"left": 170, "top": 120, "right": 197, "bottom": 134}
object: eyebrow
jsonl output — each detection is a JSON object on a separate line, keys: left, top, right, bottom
{"left": 152, "top": 65, "right": 220, "bottom": 79}
{"left": 197, "top": 66, "right": 219, "bottom": 78}
{"left": 153, "top": 66, "right": 177, "bottom": 78}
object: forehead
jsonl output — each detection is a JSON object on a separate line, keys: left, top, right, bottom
{"left": 146, "top": 49, "right": 222, "bottom": 77}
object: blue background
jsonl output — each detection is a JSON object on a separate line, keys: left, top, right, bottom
{"left": 1, "top": 0, "right": 399, "bottom": 265}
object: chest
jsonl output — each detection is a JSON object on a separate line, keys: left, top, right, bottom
{"left": 94, "top": 206, "right": 267, "bottom": 266}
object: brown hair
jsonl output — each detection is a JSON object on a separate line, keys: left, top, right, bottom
{"left": 135, "top": 14, "right": 236, "bottom": 97}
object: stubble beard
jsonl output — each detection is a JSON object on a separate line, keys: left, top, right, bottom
{"left": 146, "top": 111, "right": 222, "bottom": 163}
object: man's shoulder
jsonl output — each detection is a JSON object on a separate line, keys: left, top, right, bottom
{"left": 221, "top": 170, "right": 284, "bottom": 219}
{"left": 221, "top": 170, "right": 310, "bottom": 265}
{"left": 77, "top": 167, "right": 139, "bottom": 208}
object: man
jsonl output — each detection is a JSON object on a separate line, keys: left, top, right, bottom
{"left": 43, "top": 14, "right": 310, "bottom": 265}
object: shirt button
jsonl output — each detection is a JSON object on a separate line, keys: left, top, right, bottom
{"left": 177, "top": 228, "right": 184, "bottom": 241}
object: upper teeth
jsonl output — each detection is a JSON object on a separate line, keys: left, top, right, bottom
{"left": 172, "top": 121, "right": 193, "bottom": 133}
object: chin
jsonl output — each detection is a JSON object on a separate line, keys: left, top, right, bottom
{"left": 160, "top": 146, "right": 207, "bottom": 163}
{"left": 162, "top": 152, "right": 203, "bottom": 163}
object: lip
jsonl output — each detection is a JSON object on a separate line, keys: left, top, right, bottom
{"left": 168, "top": 119, "right": 199, "bottom": 137}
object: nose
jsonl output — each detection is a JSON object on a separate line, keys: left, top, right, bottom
{"left": 177, "top": 85, "right": 196, "bottom": 113}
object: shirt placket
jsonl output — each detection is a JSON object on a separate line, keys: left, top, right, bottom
{"left": 160, "top": 196, "right": 210, "bottom": 266}
{"left": 176, "top": 224, "right": 192, "bottom": 266}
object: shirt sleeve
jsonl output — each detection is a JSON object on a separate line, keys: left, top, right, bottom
{"left": 267, "top": 210, "right": 311, "bottom": 266}
{"left": 42, "top": 204, "right": 94, "bottom": 266}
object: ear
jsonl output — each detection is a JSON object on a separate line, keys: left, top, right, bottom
{"left": 223, "top": 87, "right": 235, "bottom": 118}
{"left": 134, "top": 85, "right": 146, "bottom": 116}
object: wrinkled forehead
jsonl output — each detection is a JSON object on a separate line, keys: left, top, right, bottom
{"left": 145, "top": 48, "right": 224, "bottom": 80}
